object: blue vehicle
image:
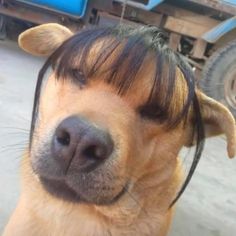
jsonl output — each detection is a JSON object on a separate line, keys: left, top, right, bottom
{"left": 0, "top": 0, "right": 236, "bottom": 116}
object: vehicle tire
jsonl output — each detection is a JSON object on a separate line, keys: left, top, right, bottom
{"left": 200, "top": 40, "right": 236, "bottom": 117}
{"left": 0, "top": 15, "right": 7, "bottom": 40}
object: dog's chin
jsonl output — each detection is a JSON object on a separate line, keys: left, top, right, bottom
{"left": 39, "top": 177, "right": 83, "bottom": 202}
{"left": 39, "top": 176, "right": 128, "bottom": 205}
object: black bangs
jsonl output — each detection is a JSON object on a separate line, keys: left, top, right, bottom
{"left": 30, "top": 25, "right": 205, "bottom": 206}
{"left": 38, "top": 26, "right": 194, "bottom": 126}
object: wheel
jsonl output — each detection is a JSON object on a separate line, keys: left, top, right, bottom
{"left": 200, "top": 40, "right": 236, "bottom": 117}
{"left": 0, "top": 15, "right": 7, "bottom": 40}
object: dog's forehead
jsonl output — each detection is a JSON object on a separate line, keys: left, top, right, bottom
{"left": 89, "top": 43, "right": 157, "bottom": 106}
{"left": 60, "top": 37, "right": 187, "bottom": 98}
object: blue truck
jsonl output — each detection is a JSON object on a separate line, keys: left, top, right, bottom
{"left": 0, "top": 0, "right": 236, "bottom": 116}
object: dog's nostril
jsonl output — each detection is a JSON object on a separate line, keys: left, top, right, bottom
{"left": 52, "top": 116, "right": 114, "bottom": 172}
{"left": 56, "top": 129, "right": 70, "bottom": 146}
{"left": 82, "top": 145, "right": 105, "bottom": 160}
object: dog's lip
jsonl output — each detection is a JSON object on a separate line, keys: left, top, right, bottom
{"left": 106, "top": 181, "right": 129, "bottom": 205}
{"left": 38, "top": 175, "right": 129, "bottom": 205}
{"left": 39, "top": 176, "right": 82, "bottom": 202}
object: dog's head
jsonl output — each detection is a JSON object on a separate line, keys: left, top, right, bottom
{"left": 18, "top": 24, "right": 236, "bottom": 206}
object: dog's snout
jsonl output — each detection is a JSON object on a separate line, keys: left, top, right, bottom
{"left": 53, "top": 116, "right": 113, "bottom": 172}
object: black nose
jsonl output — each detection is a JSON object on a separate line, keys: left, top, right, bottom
{"left": 52, "top": 116, "right": 113, "bottom": 172}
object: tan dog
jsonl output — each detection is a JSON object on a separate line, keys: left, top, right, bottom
{"left": 3, "top": 23, "right": 236, "bottom": 236}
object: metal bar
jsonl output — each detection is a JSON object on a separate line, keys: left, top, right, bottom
{"left": 202, "top": 16, "right": 236, "bottom": 43}
{"left": 113, "top": 0, "right": 164, "bottom": 10}
{"left": 0, "top": 4, "right": 61, "bottom": 24}
{"left": 189, "top": 0, "right": 236, "bottom": 15}
{"left": 6, "top": 0, "right": 82, "bottom": 19}
{"left": 0, "top": 3, "right": 82, "bottom": 31}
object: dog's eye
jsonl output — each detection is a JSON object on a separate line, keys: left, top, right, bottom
{"left": 138, "top": 104, "right": 168, "bottom": 122}
{"left": 70, "top": 68, "right": 86, "bottom": 86}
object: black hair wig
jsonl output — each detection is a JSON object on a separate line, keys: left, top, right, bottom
{"left": 31, "top": 25, "right": 205, "bottom": 207}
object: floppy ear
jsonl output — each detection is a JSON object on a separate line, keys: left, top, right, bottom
{"left": 185, "top": 92, "right": 236, "bottom": 158}
{"left": 18, "top": 23, "right": 73, "bottom": 56}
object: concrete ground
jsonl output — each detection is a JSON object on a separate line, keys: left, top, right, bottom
{"left": 0, "top": 39, "right": 236, "bottom": 236}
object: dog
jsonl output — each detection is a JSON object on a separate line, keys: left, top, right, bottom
{"left": 3, "top": 23, "right": 236, "bottom": 236}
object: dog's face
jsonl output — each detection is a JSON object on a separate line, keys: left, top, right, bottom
{"left": 19, "top": 24, "right": 236, "bottom": 206}
{"left": 33, "top": 74, "right": 148, "bottom": 204}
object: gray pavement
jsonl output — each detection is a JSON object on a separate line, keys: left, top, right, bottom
{"left": 0, "top": 39, "right": 235, "bottom": 236}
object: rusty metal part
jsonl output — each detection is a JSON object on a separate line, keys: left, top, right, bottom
{"left": 190, "top": 0, "right": 236, "bottom": 15}
{"left": 224, "top": 67, "right": 236, "bottom": 109}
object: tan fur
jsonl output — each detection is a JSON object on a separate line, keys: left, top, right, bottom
{"left": 18, "top": 23, "right": 73, "bottom": 56}
{"left": 4, "top": 24, "right": 236, "bottom": 236}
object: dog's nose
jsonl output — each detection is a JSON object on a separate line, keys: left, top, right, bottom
{"left": 52, "top": 116, "right": 113, "bottom": 172}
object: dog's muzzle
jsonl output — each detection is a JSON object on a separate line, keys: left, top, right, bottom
{"left": 31, "top": 115, "right": 129, "bottom": 205}
{"left": 52, "top": 115, "right": 114, "bottom": 173}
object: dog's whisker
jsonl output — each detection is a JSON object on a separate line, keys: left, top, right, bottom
{"left": 0, "top": 126, "right": 30, "bottom": 131}
{"left": 0, "top": 148, "right": 28, "bottom": 154}
{"left": 0, "top": 141, "right": 28, "bottom": 149}
{"left": 125, "top": 188, "right": 149, "bottom": 217}
{"left": 1, "top": 132, "right": 29, "bottom": 137}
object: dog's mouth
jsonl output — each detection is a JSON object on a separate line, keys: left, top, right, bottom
{"left": 39, "top": 176, "right": 129, "bottom": 205}
{"left": 40, "top": 177, "right": 83, "bottom": 202}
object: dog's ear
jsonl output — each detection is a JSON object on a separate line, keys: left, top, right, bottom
{"left": 185, "top": 91, "right": 236, "bottom": 158}
{"left": 18, "top": 23, "right": 73, "bottom": 56}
